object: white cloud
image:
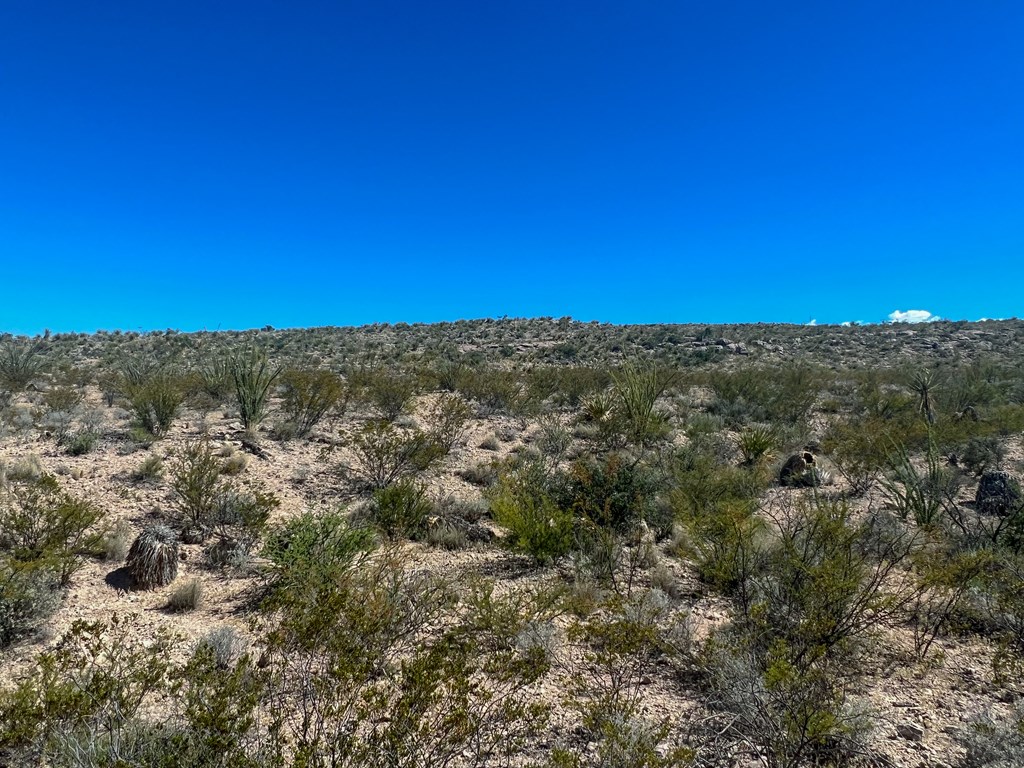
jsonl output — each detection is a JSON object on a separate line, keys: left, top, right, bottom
{"left": 806, "top": 319, "right": 817, "bottom": 326}
{"left": 888, "top": 309, "right": 940, "bottom": 324}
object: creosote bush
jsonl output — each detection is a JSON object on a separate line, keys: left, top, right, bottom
{"left": 277, "top": 367, "right": 346, "bottom": 438}
{"left": 124, "top": 371, "right": 185, "bottom": 438}
{"left": 126, "top": 525, "right": 179, "bottom": 589}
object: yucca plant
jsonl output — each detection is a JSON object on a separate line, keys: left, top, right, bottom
{"left": 126, "top": 525, "right": 179, "bottom": 588}
{"left": 910, "top": 369, "right": 941, "bottom": 425}
{"left": 231, "top": 347, "right": 281, "bottom": 432}
{"left": 738, "top": 425, "right": 779, "bottom": 466}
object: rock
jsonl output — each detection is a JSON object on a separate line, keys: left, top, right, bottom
{"left": 779, "top": 452, "right": 832, "bottom": 487}
{"left": 896, "top": 723, "right": 925, "bottom": 742}
{"left": 976, "top": 470, "right": 1022, "bottom": 516}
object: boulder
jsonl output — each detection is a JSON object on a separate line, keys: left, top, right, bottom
{"left": 779, "top": 452, "right": 833, "bottom": 488}
{"left": 976, "top": 470, "right": 1022, "bottom": 516}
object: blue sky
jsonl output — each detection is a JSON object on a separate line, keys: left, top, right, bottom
{"left": 2, "top": 1, "right": 1022, "bottom": 334}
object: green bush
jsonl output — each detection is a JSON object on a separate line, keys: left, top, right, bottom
{"left": 344, "top": 419, "right": 443, "bottom": 490}
{"left": 125, "top": 372, "right": 185, "bottom": 437}
{"left": 424, "top": 392, "right": 472, "bottom": 454}
{"left": 370, "top": 478, "right": 433, "bottom": 540}
{"left": 278, "top": 368, "right": 346, "bottom": 438}
{"left": 489, "top": 465, "right": 573, "bottom": 565}
{"left": 352, "top": 367, "right": 419, "bottom": 421}
{"left": 171, "top": 439, "right": 226, "bottom": 541}
{"left": 0, "top": 474, "right": 105, "bottom": 587}
{"left": 260, "top": 510, "right": 376, "bottom": 605}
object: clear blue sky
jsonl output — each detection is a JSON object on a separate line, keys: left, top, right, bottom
{"left": 2, "top": 1, "right": 1022, "bottom": 334}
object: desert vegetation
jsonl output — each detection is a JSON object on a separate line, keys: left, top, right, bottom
{"left": 1, "top": 318, "right": 1024, "bottom": 766}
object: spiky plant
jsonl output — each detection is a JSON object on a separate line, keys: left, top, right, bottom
{"left": 231, "top": 347, "right": 282, "bottom": 432}
{"left": 0, "top": 341, "right": 43, "bottom": 392}
{"left": 910, "top": 369, "right": 940, "bottom": 425}
{"left": 126, "top": 525, "right": 179, "bottom": 588}
{"left": 611, "top": 362, "right": 674, "bottom": 447}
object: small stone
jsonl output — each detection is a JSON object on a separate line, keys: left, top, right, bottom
{"left": 897, "top": 723, "right": 925, "bottom": 742}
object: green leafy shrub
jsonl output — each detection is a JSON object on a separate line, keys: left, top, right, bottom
{"left": 489, "top": 464, "right": 573, "bottom": 565}
{"left": 206, "top": 485, "right": 279, "bottom": 567}
{"left": 125, "top": 372, "right": 185, "bottom": 437}
{"left": 344, "top": 419, "right": 443, "bottom": 490}
{"left": 0, "top": 615, "right": 175, "bottom": 764}
{"left": 424, "top": 392, "right": 472, "bottom": 454}
{"left": 0, "top": 474, "right": 105, "bottom": 586}
{"left": 171, "top": 439, "right": 226, "bottom": 541}
{"left": 352, "top": 367, "right": 419, "bottom": 421}
{"left": 278, "top": 367, "right": 346, "bottom": 438}
{"left": 369, "top": 478, "right": 433, "bottom": 540}
{"left": 260, "top": 510, "right": 376, "bottom": 604}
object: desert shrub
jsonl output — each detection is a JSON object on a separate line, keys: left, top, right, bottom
{"left": 821, "top": 416, "right": 891, "bottom": 495}
{"left": 231, "top": 347, "right": 281, "bottom": 432}
{"left": 63, "top": 428, "right": 100, "bottom": 456}
{"left": 703, "top": 632, "right": 871, "bottom": 768}
{"left": 343, "top": 419, "right": 444, "bottom": 490}
{"left": 670, "top": 447, "right": 767, "bottom": 595}
{"left": 959, "top": 436, "right": 1007, "bottom": 476}
{"left": 0, "top": 615, "right": 176, "bottom": 765}
{"left": 0, "top": 474, "right": 105, "bottom": 586}
{"left": 0, "top": 561, "right": 61, "bottom": 648}
{"left": 707, "top": 365, "right": 820, "bottom": 429}
{"left": 206, "top": 486, "right": 278, "bottom": 567}
{"left": 909, "top": 543, "right": 991, "bottom": 659}
{"left": 171, "top": 439, "right": 226, "bottom": 540}
{"left": 526, "top": 365, "right": 609, "bottom": 408}
{"left": 197, "top": 625, "right": 248, "bottom": 669}
{"left": 125, "top": 371, "right": 185, "bottom": 437}
{"left": 424, "top": 392, "right": 472, "bottom": 454}
{"left": 126, "top": 525, "right": 179, "bottom": 588}
{"left": 0, "top": 340, "right": 43, "bottom": 391}
{"left": 749, "top": 497, "right": 916, "bottom": 659}
{"left": 261, "top": 558, "right": 550, "bottom": 768}
{"left": 260, "top": 510, "right": 376, "bottom": 604}
{"left": 41, "top": 385, "right": 83, "bottom": 445}
{"left": 556, "top": 453, "right": 662, "bottom": 533}
{"left": 457, "top": 366, "right": 527, "bottom": 416}
{"left": 278, "top": 367, "right": 346, "bottom": 438}
{"left": 458, "top": 459, "right": 500, "bottom": 487}
{"left": 166, "top": 577, "right": 202, "bottom": 612}
{"left": 697, "top": 497, "right": 915, "bottom": 767}
{"left": 959, "top": 704, "right": 1024, "bottom": 768}
{"left": 352, "top": 367, "right": 419, "bottom": 421}
{"left": 488, "top": 462, "right": 573, "bottom": 565}
{"left": 131, "top": 453, "right": 164, "bottom": 482}
{"left": 556, "top": 590, "right": 694, "bottom": 766}
{"left": 369, "top": 478, "right": 433, "bottom": 540}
